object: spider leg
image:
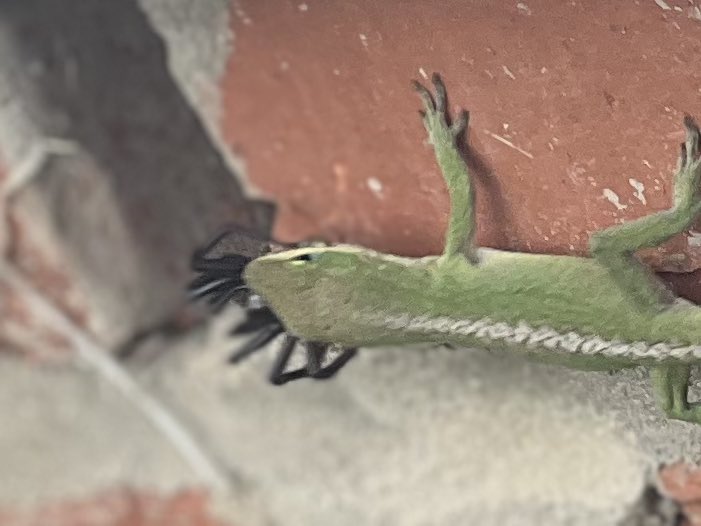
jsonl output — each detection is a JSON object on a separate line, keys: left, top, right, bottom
{"left": 269, "top": 335, "right": 308, "bottom": 385}
{"left": 302, "top": 342, "right": 357, "bottom": 380}
{"left": 191, "top": 255, "right": 249, "bottom": 275}
{"left": 311, "top": 347, "right": 358, "bottom": 380}
{"left": 187, "top": 277, "right": 232, "bottom": 300}
{"left": 304, "top": 341, "right": 326, "bottom": 376}
{"left": 228, "top": 324, "right": 284, "bottom": 364}
{"left": 191, "top": 229, "right": 233, "bottom": 263}
{"left": 209, "top": 285, "right": 250, "bottom": 312}
{"left": 231, "top": 308, "right": 280, "bottom": 335}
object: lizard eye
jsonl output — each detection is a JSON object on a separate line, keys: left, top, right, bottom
{"left": 291, "top": 252, "right": 322, "bottom": 263}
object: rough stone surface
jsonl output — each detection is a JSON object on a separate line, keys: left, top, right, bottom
{"left": 0, "top": 0, "right": 273, "bottom": 350}
{"left": 221, "top": 0, "right": 701, "bottom": 279}
{"left": 0, "top": 356, "right": 195, "bottom": 507}
{"left": 129, "top": 308, "right": 701, "bottom": 526}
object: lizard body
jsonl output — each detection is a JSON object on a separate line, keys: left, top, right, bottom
{"left": 232, "top": 74, "right": 701, "bottom": 424}
{"left": 245, "top": 245, "right": 701, "bottom": 371}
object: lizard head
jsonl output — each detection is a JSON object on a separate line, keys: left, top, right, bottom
{"left": 244, "top": 245, "right": 364, "bottom": 300}
{"left": 243, "top": 245, "right": 380, "bottom": 342}
{"left": 244, "top": 244, "right": 435, "bottom": 345}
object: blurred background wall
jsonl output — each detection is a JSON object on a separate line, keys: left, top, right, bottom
{"left": 3, "top": 1, "right": 701, "bottom": 524}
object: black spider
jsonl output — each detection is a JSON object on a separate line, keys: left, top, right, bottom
{"left": 188, "top": 228, "right": 357, "bottom": 385}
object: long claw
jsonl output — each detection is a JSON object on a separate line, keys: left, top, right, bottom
{"left": 678, "top": 143, "right": 687, "bottom": 171}
{"left": 412, "top": 80, "right": 436, "bottom": 111}
{"left": 684, "top": 114, "right": 700, "bottom": 164}
{"left": 451, "top": 109, "right": 469, "bottom": 138}
{"left": 431, "top": 72, "right": 447, "bottom": 114}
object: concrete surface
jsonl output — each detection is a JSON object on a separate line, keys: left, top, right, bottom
{"left": 137, "top": 0, "right": 263, "bottom": 201}
{"left": 139, "top": 310, "right": 701, "bottom": 526}
{"left": 0, "top": 356, "right": 195, "bottom": 507}
{"left": 0, "top": 0, "right": 273, "bottom": 352}
{"left": 4, "top": 305, "right": 698, "bottom": 525}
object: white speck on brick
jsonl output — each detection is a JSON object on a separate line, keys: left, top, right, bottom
{"left": 603, "top": 188, "right": 627, "bottom": 211}
{"left": 628, "top": 178, "right": 647, "bottom": 205}
{"left": 232, "top": 1, "right": 253, "bottom": 25}
{"left": 333, "top": 68, "right": 341, "bottom": 76}
{"left": 516, "top": 2, "right": 532, "bottom": 15}
{"left": 642, "top": 159, "right": 652, "bottom": 169}
{"left": 654, "top": 0, "right": 671, "bottom": 10}
{"left": 418, "top": 67, "right": 428, "bottom": 80}
{"left": 298, "top": 3, "right": 308, "bottom": 11}
{"left": 502, "top": 65, "right": 516, "bottom": 80}
{"left": 367, "top": 177, "right": 384, "bottom": 198}
{"left": 359, "top": 33, "right": 368, "bottom": 48}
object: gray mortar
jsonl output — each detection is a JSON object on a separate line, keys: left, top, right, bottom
{"left": 137, "top": 0, "right": 232, "bottom": 127}
{"left": 137, "top": 0, "right": 260, "bottom": 198}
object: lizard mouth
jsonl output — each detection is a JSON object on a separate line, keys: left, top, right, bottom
{"left": 188, "top": 228, "right": 357, "bottom": 384}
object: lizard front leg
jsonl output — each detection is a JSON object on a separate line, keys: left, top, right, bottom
{"left": 589, "top": 117, "right": 701, "bottom": 310}
{"left": 413, "top": 74, "right": 476, "bottom": 264}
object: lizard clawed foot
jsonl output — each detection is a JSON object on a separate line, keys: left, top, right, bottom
{"left": 680, "top": 115, "right": 701, "bottom": 168}
{"left": 673, "top": 115, "right": 701, "bottom": 209}
{"left": 665, "top": 402, "right": 701, "bottom": 425}
{"left": 412, "top": 73, "right": 469, "bottom": 145}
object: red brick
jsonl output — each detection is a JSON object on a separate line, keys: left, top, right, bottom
{"left": 0, "top": 488, "right": 232, "bottom": 526}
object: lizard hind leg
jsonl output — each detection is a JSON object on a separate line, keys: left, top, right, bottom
{"left": 589, "top": 117, "right": 701, "bottom": 310}
{"left": 650, "top": 364, "right": 701, "bottom": 423}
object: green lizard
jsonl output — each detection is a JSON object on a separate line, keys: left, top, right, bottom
{"left": 225, "top": 73, "right": 701, "bottom": 424}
